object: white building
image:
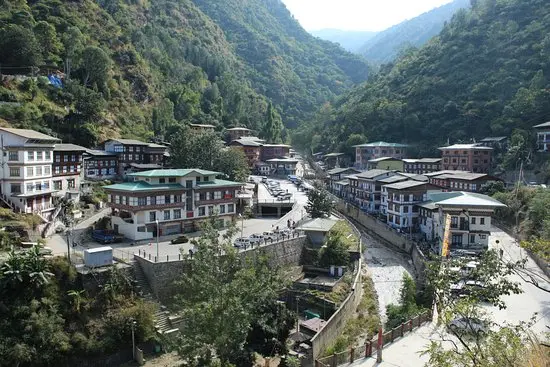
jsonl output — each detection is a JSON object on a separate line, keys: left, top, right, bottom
{"left": 418, "top": 192, "right": 506, "bottom": 255}
{"left": 0, "top": 128, "right": 60, "bottom": 217}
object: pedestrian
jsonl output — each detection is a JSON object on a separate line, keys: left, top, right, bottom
{"left": 287, "top": 219, "right": 291, "bottom": 228}
{"left": 292, "top": 220, "right": 296, "bottom": 229}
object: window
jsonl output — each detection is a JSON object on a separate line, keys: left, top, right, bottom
{"left": 169, "top": 177, "right": 176, "bottom": 183}
{"left": 66, "top": 179, "right": 75, "bottom": 189}
{"left": 71, "top": 154, "right": 76, "bottom": 162}
{"left": 36, "top": 151, "right": 43, "bottom": 160}
{"left": 164, "top": 210, "right": 171, "bottom": 220}
{"left": 174, "top": 194, "right": 181, "bottom": 203}
{"left": 138, "top": 197, "right": 147, "bottom": 206}
{"left": 204, "top": 176, "right": 209, "bottom": 182}
{"left": 36, "top": 166, "right": 42, "bottom": 176}
{"left": 129, "top": 154, "right": 133, "bottom": 161}
{"left": 451, "top": 216, "right": 458, "bottom": 228}
{"left": 9, "top": 167, "right": 20, "bottom": 177}
{"left": 129, "top": 146, "right": 134, "bottom": 152}
{"left": 480, "top": 218, "right": 485, "bottom": 225}
{"left": 63, "top": 166, "right": 67, "bottom": 173}
{"left": 55, "top": 166, "right": 60, "bottom": 174}
{"left": 480, "top": 234, "right": 487, "bottom": 239}
{"left": 157, "top": 195, "right": 165, "bottom": 205}
{"left": 8, "top": 151, "right": 18, "bottom": 161}
{"left": 26, "top": 167, "right": 33, "bottom": 177}
{"left": 27, "top": 151, "right": 34, "bottom": 161}
{"left": 10, "top": 184, "right": 21, "bottom": 194}
{"left": 208, "top": 206, "right": 214, "bottom": 215}
{"left": 159, "top": 178, "right": 166, "bottom": 184}
{"left": 199, "top": 207, "right": 206, "bottom": 216}
{"left": 45, "top": 166, "right": 51, "bottom": 175}
{"left": 35, "top": 183, "right": 41, "bottom": 191}
{"left": 165, "top": 195, "right": 171, "bottom": 204}
{"left": 64, "top": 154, "right": 69, "bottom": 162}
{"left": 403, "top": 206, "right": 409, "bottom": 213}
{"left": 186, "top": 180, "right": 193, "bottom": 188}
{"left": 199, "top": 192, "right": 206, "bottom": 201}
{"left": 451, "top": 234, "right": 463, "bottom": 246}
{"left": 149, "top": 212, "right": 156, "bottom": 222}
{"left": 214, "top": 191, "right": 222, "bottom": 199}
{"left": 174, "top": 209, "right": 181, "bottom": 219}
{"left": 220, "top": 204, "right": 226, "bottom": 214}
{"left": 110, "top": 160, "right": 116, "bottom": 166}
{"left": 471, "top": 217, "right": 476, "bottom": 224}
{"left": 45, "top": 151, "right": 51, "bottom": 160}
{"left": 186, "top": 197, "right": 193, "bottom": 211}
{"left": 470, "top": 234, "right": 476, "bottom": 243}
{"left": 150, "top": 196, "right": 157, "bottom": 205}
{"left": 54, "top": 181, "right": 62, "bottom": 190}
{"left": 43, "top": 181, "right": 50, "bottom": 190}
{"left": 227, "top": 204, "right": 234, "bottom": 213}
{"left": 196, "top": 177, "right": 201, "bottom": 183}
{"left": 26, "top": 183, "right": 33, "bottom": 192}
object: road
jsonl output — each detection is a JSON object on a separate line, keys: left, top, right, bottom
{"left": 348, "top": 226, "right": 550, "bottom": 367}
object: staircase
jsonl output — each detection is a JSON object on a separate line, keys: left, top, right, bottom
{"left": 133, "top": 261, "right": 174, "bottom": 334}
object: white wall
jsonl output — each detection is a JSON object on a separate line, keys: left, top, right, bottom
{"left": 112, "top": 216, "right": 153, "bottom": 241}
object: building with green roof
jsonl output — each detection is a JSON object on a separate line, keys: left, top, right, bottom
{"left": 352, "top": 141, "right": 409, "bottom": 169}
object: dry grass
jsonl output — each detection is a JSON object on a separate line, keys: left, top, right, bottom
{"left": 521, "top": 340, "right": 550, "bottom": 367}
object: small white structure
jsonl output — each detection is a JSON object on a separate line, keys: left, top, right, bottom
{"left": 84, "top": 246, "right": 113, "bottom": 268}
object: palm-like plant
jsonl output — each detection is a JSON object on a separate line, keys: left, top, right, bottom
{"left": 67, "top": 289, "right": 86, "bottom": 313}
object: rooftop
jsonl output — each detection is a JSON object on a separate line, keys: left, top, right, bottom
{"left": 85, "top": 149, "right": 117, "bottom": 157}
{"left": 377, "top": 175, "right": 409, "bottom": 184}
{"left": 129, "top": 163, "right": 163, "bottom": 169}
{"left": 335, "top": 179, "right": 350, "bottom": 186}
{"left": 384, "top": 180, "right": 427, "bottom": 190}
{"left": 355, "top": 169, "right": 393, "bottom": 179}
{"left": 417, "top": 201, "right": 438, "bottom": 210}
{"left": 434, "top": 172, "right": 489, "bottom": 181}
{"left": 262, "top": 144, "right": 291, "bottom": 148}
{"left": 479, "top": 136, "right": 507, "bottom": 142}
{"left": 104, "top": 181, "right": 185, "bottom": 192}
{"left": 227, "top": 127, "right": 251, "bottom": 131}
{"left": 196, "top": 179, "right": 243, "bottom": 188}
{"left": 353, "top": 141, "right": 409, "bottom": 148}
{"left": 129, "top": 169, "right": 221, "bottom": 178}
{"left": 230, "top": 139, "right": 262, "bottom": 147}
{"left": 147, "top": 143, "right": 168, "bottom": 149}
{"left": 0, "top": 127, "right": 60, "bottom": 142}
{"left": 297, "top": 218, "right": 339, "bottom": 232}
{"left": 533, "top": 121, "right": 550, "bottom": 129}
{"left": 327, "top": 167, "right": 360, "bottom": 175}
{"left": 239, "top": 136, "right": 265, "bottom": 142}
{"left": 438, "top": 144, "right": 493, "bottom": 151}
{"left": 107, "top": 138, "right": 150, "bottom": 146}
{"left": 189, "top": 123, "right": 215, "bottom": 128}
{"left": 435, "top": 192, "right": 506, "bottom": 208}
{"left": 266, "top": 157, "right": 299, "bottom": 163}
{"left": 368, "top": 156, "right": 401, "bottom": 163}
{"left": 424, "top": 170, "right": 469, "bottom": 177}
{"left": 54, "top": 143, "right": 87, "bottom": 152}
{"left": 324, "top": 152, "right": 345, "bottom": 157}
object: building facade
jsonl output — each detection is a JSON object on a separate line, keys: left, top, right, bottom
{"left": 403, "top": 158, "right": 442, "bottom": 174}
{"left": 384, "top": 181, "right": 437, "bottom": 231}
{"left": 266, "top": 158, "right": 299, "bottom": 176}
{"left": 352, "top": 169, "right": 395, "bottom": 213}
{"left": 534, "top": 122, "right": 550, "bottom": 152}
{"left": 189, "top": 124, "right": 215, "bottom": 133}
{"left": 226, "top": 127, "right": 252, "bottom": 142}
{"left": 53, "top": 144, "right": 86, "bottom": 201}
{"left": 353, "top": 142, "right": 408, "bottom": 169}
{"left": 438, "top": 144, "right": 493, "bottom": 173}
{"left": 103, "top": 139, "right": 167, "bottom": 176}
{"left": 367, "top": 157, "right": 405, "bottom": 172}
{"left": 84, "top": 149, "right": 118, "bottom": 180}
{"left": 327, "top": 167, "right": 361, "bottom": 192}
{"left": 260, "top": 144, "right": 291, "bottom": 161}
{"left": 427, "top": 172, "right": 500, "bottom": 193}
{"left": 104, "top": 169, "right": 241, "bottom": 240}
{"left": 324, "top": 153, "right": 349, "bottom": 170}
{"left": 0, "top": 128, "right": 60, "bottom": 216}
{"left": 229, "top": 139, "right": 262, "bottom": 168}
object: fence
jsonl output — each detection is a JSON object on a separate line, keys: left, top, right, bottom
{"left": 315, "top": 310, "right": 432, "bottom": 367}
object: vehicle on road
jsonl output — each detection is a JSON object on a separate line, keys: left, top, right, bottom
{"left": 448, "top": 317, "right": 487, "bottom": 334}
{"left": 171, "top": 235, "right": 189, "bottom": 245}
{"left": 234, "top": 237, "right": 251, "bottom": 249}
{"left": 248, "top": 233, "right": 265, "bottom": 243}
{"left": 92, "top": 229, "right": 123, "bottom": 244}
{"left": 277, "top": 193, "right": 292, "bottom": 201}
{"left": 261, "top": 176, "right": 268, "bottom": 183}
{"left": 262, "top": 232, "right": 280, "bottom": 241}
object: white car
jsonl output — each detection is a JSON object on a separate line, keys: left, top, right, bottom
{"left": 234, "top": 237, "right": 251, "bottom": 249}
{"left": 262, "top": 232, "right": 280, "bottom": 241}
{"left": 248, "top": 234, "right": 265, "bottom": 244}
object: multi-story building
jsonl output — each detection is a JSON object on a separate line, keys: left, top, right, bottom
{"left": 104, "top": 139, "right": 168, "bottom": 176}
{"left": 353, "top": 142, "right": 408, "bottom": 169}
{"left": 352, "top": 169, "right": 395, "bottom": 212}
{"left": 324, "top": 153, "right": 349, "bottom": 170}
{"left": 427, "top": 171, "right": 501, "bottom": 193}
{"left": 226, "top": 127, "right": 252, "bottom": 142}
{"left": 104, "top": 169, "right": 242, "bottom": 240}
{"left": 534, "top": 121, "right": 550, "bottom": 152}
{"left": 403, "top": 158, "right": 442, "bottom": 174}
{"left": 379, "top": 174, "right": 416, "bottom": 215}
{"left": 228, "top": 139, "right": 262, "bottom": 168}
{"left": 385, "top": 181, "right": 438, "bottom": 231}
{"left": 418, "top": 191, "right": 506, "bottom": 255}
{"left": 83, "top": 149, "right": 118, "bottom": 181}
{"left": 327, "top": 167, "right": 361, "bottom": 192}
{"left": 367, "top": 157, "right": 404, "bottom": 172}
{"left": 438, "top": 144, "right": 493, "bottom": 173}
{"left": 0, "top": 128, "right": 60, "bottom": 216}
{"left": 145, "top": 143, "right": 168, "bottom": 167}
{"left": 478, "top": 137, "right": 508, "bottom": 151}
{"left": 189, "top": 124, "right": 215, "bottom": 133}
{"left": 266, "top": 158, "right": 299, "bottom": 176}
{"left": 53, "top": 144, "right": 86, "bottom": 201}
{"left": 260, "top": 144, "right": 291, "bottom": 161}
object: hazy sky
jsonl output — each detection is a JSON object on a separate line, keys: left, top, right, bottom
{"left": 281, "top": 0, "right": 454, "bottom": 31}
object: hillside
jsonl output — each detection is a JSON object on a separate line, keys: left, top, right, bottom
{"left": 0, "top": 0, "right": 368, "bottom": 146}
{"left": 359, "top": 0, "right": 470, "bottom": 64}
{"left": 193, "top": 0, "right": 371, "bottom": 127}
{"left": 293, "top": 0, "right": 550, "bottom": 156}
{"left": 310, "top": 29, "right": 378, "bottom": 52}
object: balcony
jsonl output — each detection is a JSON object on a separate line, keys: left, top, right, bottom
{"left": 450, "top": 223, "right": 470, "bottom": 231}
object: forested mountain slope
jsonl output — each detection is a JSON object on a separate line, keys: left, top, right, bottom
{"left": 310, "top": 29, "right": 378, "bottom": 53}
{"left": 0, "top": 0, "right": 367, "bottom": 146}
{"left": 293, "top": 0, "right": 550, "bottom": 156}
{"left": 359, "top": 0, "right": 470, "bottom": 64}
{"left": 193, "top": 0, "right": 371, "bottom": 127}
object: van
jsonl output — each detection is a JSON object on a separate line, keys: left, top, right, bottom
{"left": 261, "top": 176, "right": 268, "bottom": 183}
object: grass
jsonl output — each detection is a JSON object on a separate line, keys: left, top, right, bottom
{"left": 329, "top": 220, "right": 360, "bottom": 252}
{"left": 324, "top": 275, "right": 381, "bottom": 356}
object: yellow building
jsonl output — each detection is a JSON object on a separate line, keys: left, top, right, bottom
{"left": 367, "top": 157, "right": 404, "bottom": 172}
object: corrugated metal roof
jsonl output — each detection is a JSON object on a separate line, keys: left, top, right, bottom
{"left": 384, "top": 180, "right": 427, "bottom": 190}
{"left": 54, "top": 143, "right": 87, "bottom": 151}
{"left": 438, "top": 144, "right": 492, "bottom": 150}
{"left": 327, "top": 167, "right": 360, "bottom": 175}
{"left": 533, "top": 121, "right": 550, "bottom": 128}
{"left": 0, "top": 127, "right": 60, "bottom": 141}
{"left": 353, "top": 141, "right": 409, "bottom": 148}
{"left": 297, "top": 218, "right": 339, "bottom": 232}
{"left": 355, "top": 169, "right": 393, "bottom": 179}
{"left": 107, "top": 138, "right": 149, "bottom": 145}
{"left": 104, "top": 182, "right": 184, "bottom": 192}
{"left": 129, "top": 169, "right": 220, "bottom": 177}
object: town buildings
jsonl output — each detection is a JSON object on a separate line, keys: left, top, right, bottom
{"left": 479, "top": 136, "right": 508, "bottom": 151}
{"left": 426, "top": 171, "right": 500, "bottom": 193}
{"left": 103, "top": 139, "right": 168, "bottom": 176}
{"left": 0, "top": 128, "right": 60, "bottom": 216}
{"left": 83, "top": 149, "right": 118, "bottom": 181}
{"left": 350, "top": 169, "right": 394, "bottom": 213}
{"left": 327, "top": 167, "right": 361, "bottom": 192}
{"left": 323, "top": 153, "right": 349, "bottom": 170}
{"left": 53, "top": 144, "right": 86, "bottom": 201}
{"left": 367, "top": 157, "right": 404, "bottom": 172}
{"left": 353, "top": 142, "right": 408, "bottom": 169}
{"left": 533, "top": 121, "right": 550, "bottom": 152}
{"left": 226, "top": 127, "right": 252, "bottom": 142}
{"left": 260, "top": 144, "right": 291, "bottom": 161}
{"left": 189, "top": 124, "right": 215, "bottom": 133}
{"left": 266, "top": 158, "right": 299, "bottom": 176}
{"left": 104, "top": 169, "right": 242, "bottom": 240}
{"left": 228, "top": 139, "right": 262, "bottom": 168}
{"left": 438, "top": 144, "right": 493, "bottom": 173}
{"left": 402, "top": 158, "right": 442, "bottom": 174}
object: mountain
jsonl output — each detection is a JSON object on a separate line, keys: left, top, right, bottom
{"left": 358, "top": 0, "right": 470, "bottom": 64}
{"left": 0, "top": 0, "right": 369, "bottom": 146}
{"left": 310, "top": 29, "right": 378, "bottom": 52}
{"left": 292, "top": 0, "right": 550, "bottom": 156}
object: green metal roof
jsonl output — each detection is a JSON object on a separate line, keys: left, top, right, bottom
{"left": 197, "top": 179, "right": 243, "bottom": 188}
{"left": 353, "top": 141, "right": 409, "bottom": 148}
{"left": 128, "top": 169, "right": 220, "bottom": 178}
{"left": 104, "top": 182, "right": 184, "bottom": 192}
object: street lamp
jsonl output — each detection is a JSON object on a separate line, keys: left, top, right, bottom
{"left": 238, "top": 213, "right": 244, "bottom": 238}
{"left": 131, "top": 319, "right": 137, "bottom": 360}
{"left": 155, "top": 219, "right": 160, "bottom": 262}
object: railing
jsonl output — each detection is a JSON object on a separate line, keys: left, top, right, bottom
{"left": 315, "top": 310, "right": 432, "bottom": 367}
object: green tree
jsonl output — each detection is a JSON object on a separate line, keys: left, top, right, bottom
{"left": 306, "top": 183, "right": 334, "bottom": 218}
{"left": 34, "top": 21, "right": 62, "bottom": 64}
{"left": 62, "top": 26, "right": 85, "bottom": 78}
{"left": 318, "top": 230, "right": 350, "bottom": 267}
{"left": 0, "top": 24, "right": 41, "bottom": 66}
{"left": 81, "top": 46, "right": 111, "bottom": 87}
{"left": 261, "top": 102, "right": 283, "bottom": 143}
{"left": 215, "top": 148, "right": 250, "bottom": 182}
{"left": 152, "top": 98, "right": 176, "bottom": 136}
{"left": 170, "top": 128, "right": 223, "bottom": 170}
{"left": 385, "top": 273, "right": 421, "bottom": 329}
{"left": 171, "top": 216, "right": 289, "bottom": 366}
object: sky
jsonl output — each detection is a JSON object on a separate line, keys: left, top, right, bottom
{"left": 281, "top": 0, "right": 454, "bottom": 32}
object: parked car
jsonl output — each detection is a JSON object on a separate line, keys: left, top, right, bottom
{"left": 248, "top": 234, "right": 264, "bottom": 244}
{"left": 262, "top": 232, "right": 280, "bottom": 241}
{"left": 171, "top": 235, "right": 189, "bottom": 245}
{"left": 92, "top": 229, "right": 123, "bottom": 244}
{"left": 261, "top": 176, "right": 268, "bottom": 183}
{"left": 448, "top": 317, "right": 487, "bottom": 334}
{"left": 277, "top": 194, "right": 292, "bottom": 201}
{"left": 234, "top": 237, "right": 251, "bottom": 249}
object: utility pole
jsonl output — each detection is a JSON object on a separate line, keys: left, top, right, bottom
{"left": 131, "top": 319, "right": 137, "bottom": 360}
{"left": 66, "top": 230, "right": 71, "bottom": 263}
{"left": 155, "top": 219, "right": 160, "bottom": 262}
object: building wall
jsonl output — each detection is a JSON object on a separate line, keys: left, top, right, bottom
{"left": 537, "top": 130, "right": 550, "bottom": 152}
{"left": 441, "top": 149, "right": 492, "bottom": 173}
{"left": 372, "top": 160, "right": 404, "bottom": 172}
{"left": 84, "top": 157, "right": 118, "bottom": 180}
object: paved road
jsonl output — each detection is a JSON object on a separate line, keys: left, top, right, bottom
{"left": 348, "top": 226, "right": 550, "bottom": 367}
